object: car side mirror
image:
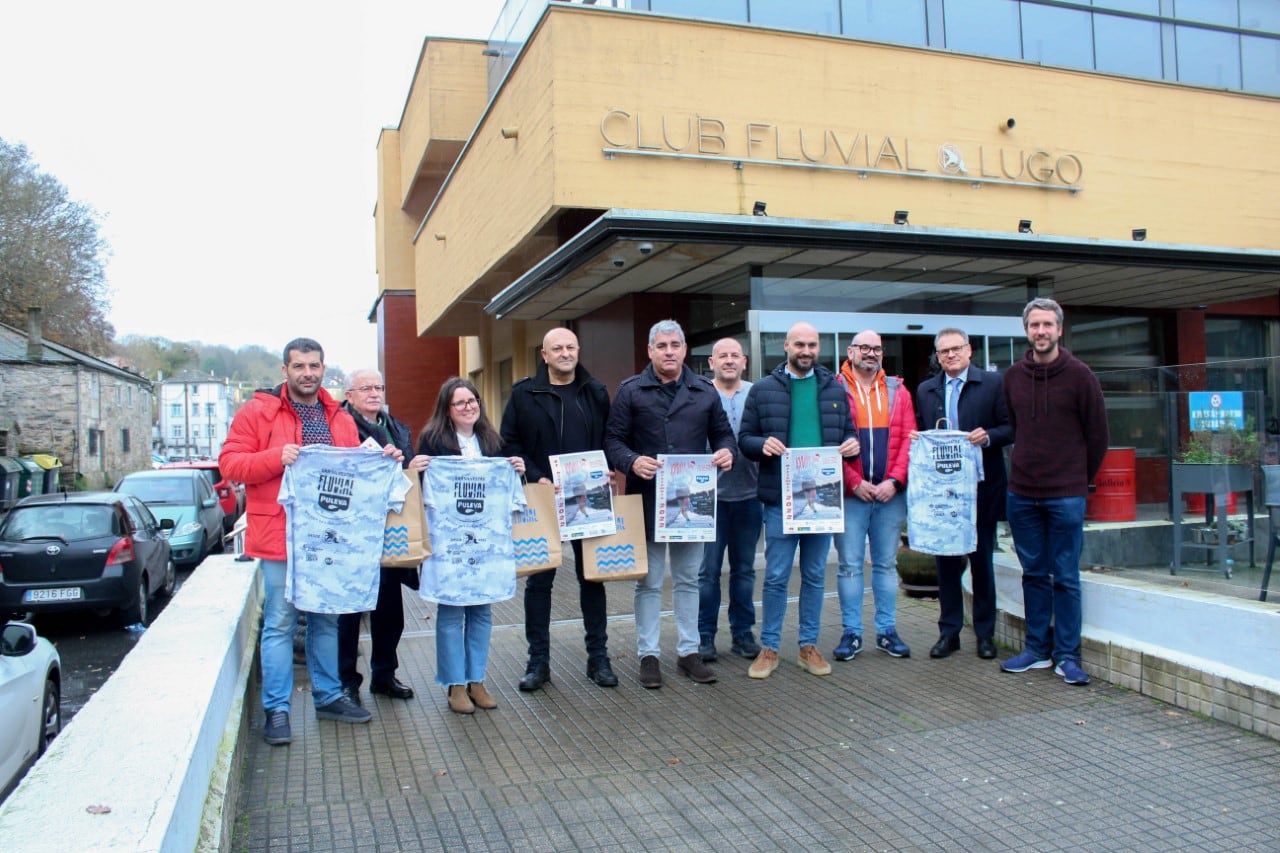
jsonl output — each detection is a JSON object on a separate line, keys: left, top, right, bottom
{"left": 1, "top": 622, "right": 37, "bottom": 656}
{"left": 202, "top": 498, "right": 218, "bottom": 509}
{"left": 160, "top": 518, "right": 176, "bottom": 530}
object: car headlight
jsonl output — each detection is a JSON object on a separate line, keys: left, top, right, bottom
{"left": 174, "top": 521, "right": 203, "bottom": 537}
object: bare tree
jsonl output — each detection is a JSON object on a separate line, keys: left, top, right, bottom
{"left": 0, "top": 138, "right": 114, "bottom": 354}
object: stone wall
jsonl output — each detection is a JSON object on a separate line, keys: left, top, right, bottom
{"left": 0, "top": 363, "right": 153, "bottom": 489}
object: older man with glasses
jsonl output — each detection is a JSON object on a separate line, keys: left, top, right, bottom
{"left": 913, "top": 328, "right": 1012, "bottom": 661}
{"left": 337, "top": 369, "right": 429, "bottom": 704}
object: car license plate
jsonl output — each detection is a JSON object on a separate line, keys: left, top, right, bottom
{"left": 24, "top": 587, "right": 83, "bottom": 603}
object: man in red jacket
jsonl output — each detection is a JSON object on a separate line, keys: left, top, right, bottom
{"left": 221, "top": 337, "right": 391, "bottom": 745}
{"left": 833, "top": 329, "right": 916, "bottom": 662}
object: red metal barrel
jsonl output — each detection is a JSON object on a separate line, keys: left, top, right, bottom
{"left": 1086, "top": 447, "right": 1136, "bottom": 521}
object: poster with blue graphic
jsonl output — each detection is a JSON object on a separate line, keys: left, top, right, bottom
{"left": 549, "top": 450, "right": 615, "bottom": 541}
{"left": 781, "top": 447, "right": 844, "bottom": 534}
{"left": 1188, "top": 391, "right": 1245, "bottom": 431}
{"left": 654, "top": 454, "right": 717, "bottom": 542}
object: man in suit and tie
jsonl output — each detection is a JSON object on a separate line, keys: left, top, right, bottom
{"left": 914, "top": 327, "right": 1013, "bottom": 660}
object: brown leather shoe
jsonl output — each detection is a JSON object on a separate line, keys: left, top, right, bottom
{"left": 446, "top": 684, "right": 474, "bottom": 714}
{"left": 677, "top": 653, "right": 717, "bottom": 683}
{"left": 467, "top": 681, "right": 498, "bottom": 710}
{"left": 798, "top": 644, "right": 832, "bottom": 676}
{"left": 748, "top": 648, "right": 779, "bottom": 679}
{"left": 639, "top": 655, "right": 662, "bottom": 689}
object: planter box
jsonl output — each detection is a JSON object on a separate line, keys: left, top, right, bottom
{"left": 1170, "top": 463, "right": 1253, "bottom": 499}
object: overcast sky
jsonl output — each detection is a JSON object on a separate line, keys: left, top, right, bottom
{"left": 0, "top": 0, "right": 506, "bottom": 373}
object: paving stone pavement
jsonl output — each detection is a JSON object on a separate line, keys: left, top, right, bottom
{"left": 233, "top": 555, "right": 1280, "bottom": 851}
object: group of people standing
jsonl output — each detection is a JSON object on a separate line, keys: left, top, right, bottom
{"left": 224, "top": 294, "right": 1108, "bottom": 746}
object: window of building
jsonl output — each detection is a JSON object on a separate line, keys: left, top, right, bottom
{"left": 942, "top": 0, "right": 1022, "bottom": 60}
{"left": 205, "top": 402, "right": 216, "bottom": 417}
{"left": 170, "top": 403, "right": 180, "bottom": 417}
{"left": 171, "top": 425, "right": 182, "bottom": 439}
{"left": 1242, "top": 33, "right": 1280, "bottom": 95}
{"left": 192, "top": 426, "right": 201, "bottom": 438}
{"left": 1094, "top": 8, "right": 1164, "bottom": 79}
{"left": 841, "top": 0, "right": 926, "bottom": 46}
{"left": 1022, "top": 4, "right": 1094, "bottom": 68}
{"left": 751, "top": 0, "right": 841, "bottom": 34}
{"left": 122, "top": 428, "right": 130, "bottom": 452}
{"left": 87, "top": 429, "right": 99, "bottom": 456}
{"left": 1176, "top": 24, "right": 1242, "bottom": 89}
{"left": 191, "top": 402, "right": 200, "bottom": 416}
{"left": 190, "top": 384, "right": 200, "bottom": 396}
{"left": 646, "top": 0, "right": 747, "bottom": 23}
{"left": 497, "top": 358, "right": 513, "bottom": 422}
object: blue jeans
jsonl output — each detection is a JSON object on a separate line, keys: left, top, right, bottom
{"left": 435, "top": 604, "right": 492, "bottom": 686}
{"left": 698, "top": 498, "right": 762, "bottom": 641}
{"left": 260, "top": 559, "right": 343, "bottom": 712}
{"left": 834, "top": 492, "right": 906, "bottom": 636}
{"left": 636, "top": 539, "right": 703, "bottom": 658}
{"left": 1006, "top": 493, "right": 1086, "bottom": 662}
{"left": 759, "top": 503, "right": 832, "bottom": 652}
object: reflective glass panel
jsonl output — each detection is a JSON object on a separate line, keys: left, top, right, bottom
{"left": 841, "top": 0, "right": 927, "bottom": 46}
{"left": 1176, "top": 25, "right": 1241, "bottom": 88}
{"left": 1242, "top": 34, "right": 1280, "bottom": 94}
{"left": 751, "top": 0, "right": 841, "bottom": 33}
{"left": 943, "top": 0, "right": 1021, "bottom": 59}
{"left": 648, "top": 0, "right": 747, "bottom": 21}
{"left": 1095, "top": 13, "right": 1164, "bottom": 78}
{"left": 1021, "top": 4, "right": 1094, "bottom": 69}
{"left": 1172, "top": 0, "right": 1237, "bottom": 27}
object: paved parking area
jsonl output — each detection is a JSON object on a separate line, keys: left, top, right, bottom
{"left": 233, "top": 557, "right": 1280, "bottom": 851}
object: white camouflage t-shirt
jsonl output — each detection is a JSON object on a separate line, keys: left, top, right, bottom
{"left": 420, "top": 456, "right": 526, "bottom": 606}
{"left": 907, "top": 430, "right": 984, "bottom": 556}
{"left": 278, "top": 442, "right": 408, "bottom": 613}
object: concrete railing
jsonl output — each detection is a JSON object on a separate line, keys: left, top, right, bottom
{"left": 0, "top": 554, "right": 260, "bottom": 852}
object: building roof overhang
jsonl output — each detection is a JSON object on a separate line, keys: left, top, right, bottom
{"left": 485, "top": 209, "right": 1280, "bottom": 321}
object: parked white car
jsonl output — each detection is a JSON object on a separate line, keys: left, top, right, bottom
{"left": 0, "top": 621, "right": 61, "bottom": 800}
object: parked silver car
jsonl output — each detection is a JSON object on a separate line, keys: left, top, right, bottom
{"left": 0, "top": 620, "right": 60, "bottom": 800}
{"left": 114, "top": 469, "right": 224, "bottom": 567}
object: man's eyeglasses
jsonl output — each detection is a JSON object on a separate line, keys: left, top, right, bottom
{"left": 935, "top": 345, "right": 969, "bottom": 358}
{"left": 451, "top": 398, "right": 480, "bottom": 410}
{"left": 853, "top": 344, "right": 884, "bottom": 355}
{"left": 352, "top": 384, "right": 385, "bottom": 393}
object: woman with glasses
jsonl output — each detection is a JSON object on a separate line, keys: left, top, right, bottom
{"left": 416, "top": 377, "right": 527, "bottom": 714}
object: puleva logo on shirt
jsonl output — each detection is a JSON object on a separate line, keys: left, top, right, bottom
{"left": 930, "top": 442, "right": 964, "bottom": 475}
{"left": 455, "top": 479, "right": 486, "bottom": 515}
{"left": 317, "top": 469, "right": 355, "bottom": 512}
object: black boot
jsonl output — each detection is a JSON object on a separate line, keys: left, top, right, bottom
{"left": 518, "top": 660, "right": 550, "bottom": 692}
{"left": 587, "top": 656, "right": 619, "bottom": 687}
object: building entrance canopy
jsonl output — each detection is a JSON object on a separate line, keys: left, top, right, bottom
{"left": 484, "top": 210, "right": 1280, "bottom": 324}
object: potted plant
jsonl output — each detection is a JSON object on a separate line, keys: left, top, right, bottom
{"left": 1173, "top": 421, "right": 1260, "bottom": 513}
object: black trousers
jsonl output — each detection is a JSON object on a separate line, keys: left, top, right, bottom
{"left": 338, "top": 567, "right": 410, "bottom": 688}
{"left": 524, "top": 539, "right": 609, "bottom": 664}
{"left": 936, "top": 518, "right": 998, "bottom": 641}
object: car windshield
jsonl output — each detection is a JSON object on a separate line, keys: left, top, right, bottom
{"left": 119, "top": 476, "right": 196, "bottom": 505}
{"left": 1, "top": 504, "right": 118, "bottom": 541}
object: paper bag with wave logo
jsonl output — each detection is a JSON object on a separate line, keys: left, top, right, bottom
{"left": 512, "top": 481, "right": 562, "bottom": 577}
{"left": 582, "top": 494, "right": 648, "bottom": 582}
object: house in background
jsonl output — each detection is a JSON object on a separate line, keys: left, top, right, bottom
{"left": 0, "top": 307, "right": 153, "bottom": 489}
{"left": 156, "top": 372, "right": 235, "bottom": 461}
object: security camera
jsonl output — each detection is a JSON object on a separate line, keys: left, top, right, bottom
{"left": 611, "top": 257, "right": 625, "bottom": 268}
{"left": 1005, "top": 118, "right": 1016, "bottom": 129}
{"left": 638, "top": 243, "right": 653, "bottom": 255}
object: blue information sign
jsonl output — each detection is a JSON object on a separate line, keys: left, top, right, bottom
{"left": 1188, "top": 391, "right": 1244, "bottom": 431}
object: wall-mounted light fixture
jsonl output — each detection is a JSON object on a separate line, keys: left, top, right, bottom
{"left": 893, "top": 210, "right": 909, "bottom": 225}
{"left": 500, "top": 127, "right": 519, "bottom": 139}
{"left": 752, "top": 201, "right": 767, "bottom": 216}
{"left": 1132, "top": 228, "right": 1147, "bottom": 242}
{"left": 1002, "top": 118, "right": 1016, "bottom": 132}
{"left": 1018, "top": 219, "right": 1033, "bottom": 233}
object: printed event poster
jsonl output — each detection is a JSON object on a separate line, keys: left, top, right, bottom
{"left": 548, "top": 450, "right": 616, "bottom": 541}
{"left": 781, "top": 447, "right": 844, "bottom": 535}
{"left": 654, "top": 454, "right": 717, "bottom": 542}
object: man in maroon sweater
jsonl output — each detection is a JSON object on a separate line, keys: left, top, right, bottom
{"left": 1000, "top": 298, "right": 1109, "bottom": 686}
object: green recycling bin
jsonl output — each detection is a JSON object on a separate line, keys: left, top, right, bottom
{"left": 0, "top": 457, "right": 23, "bottom": 509}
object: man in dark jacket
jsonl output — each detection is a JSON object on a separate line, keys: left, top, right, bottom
{"left": 1001, "top": 298, "right": 1109, "bottom": 686}
{"left": 605, "top": 319, "right": 736, "bottom": 689}
{"left": 337, "top": 368, "right": 429, "bottom": 704}
{"left": 737, "top": 322, "right": 860, "bottom": 680}
{"left": 914, "top": 328, "right": 1012, "bottom": 661}
{"left": 500, "top": 328, "right": 618, "bottom": 691}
